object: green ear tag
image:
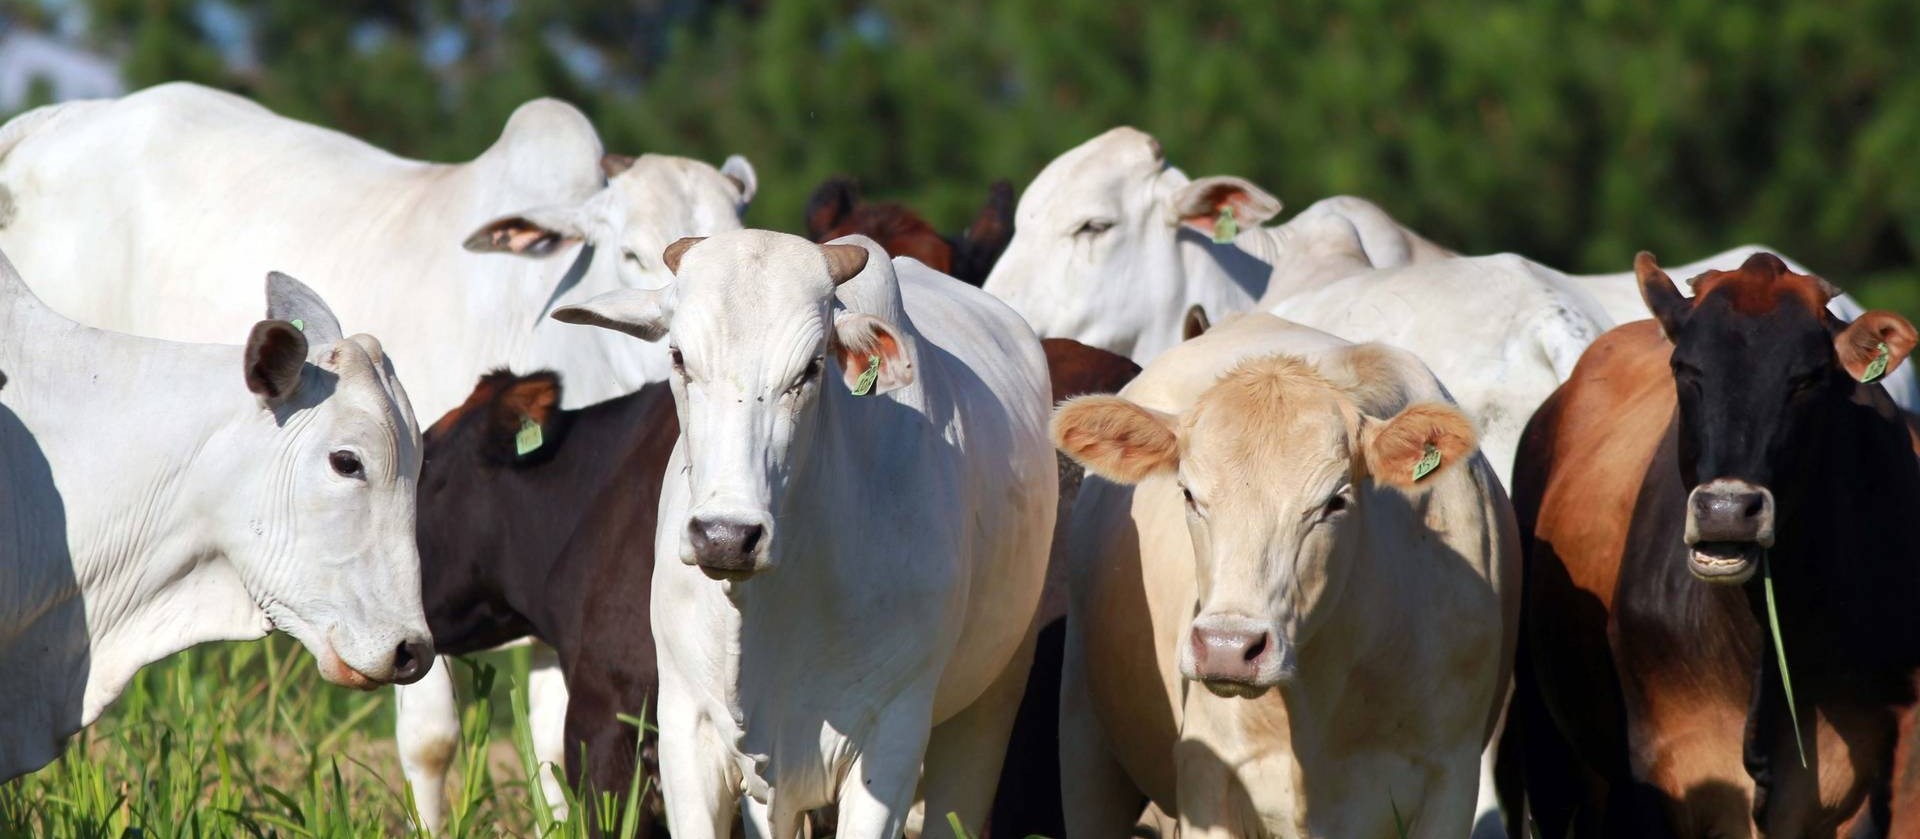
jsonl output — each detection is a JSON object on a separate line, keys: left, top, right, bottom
{"left": 1411, "top": 442, "right": 1442, "bottom": 482}
{"left": 291, "top": 318, "right": 304, "bottom": 332}
{"left": 1212, "top": 206, "right": 1238, "bottom": 244}
{"left": 851, "top": 354, "right": 881, "bottom": 396}
{"left": 1863, "top": 341, "right": 1891, "bottom": 383}
{"left": 515, "top": 416, "right": 543, "bottom": 456}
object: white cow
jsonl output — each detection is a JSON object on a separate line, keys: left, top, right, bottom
{"left": 983, "top": 126, "right": 1920, "bottom": 414}
{"left": 552, "top": 231, "right": 1056, "bottom": 838}
{"left": 1051, "top": 312, "right": 1519, "bottom": 838}
{"left": 0, "top": 81, "right": 754, "bottom": 830}
{"left": 0, "top": 81, "right": 755, "bottom": 415}
{"left": 0, "top": 256, "right": 432, "bottom": 780}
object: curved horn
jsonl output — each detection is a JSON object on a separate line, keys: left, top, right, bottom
{"left": 824, "top": 244, "right": 870, "bottom": 286}
{"left": 663, "top": 237, "right": 706, "bottom": 276}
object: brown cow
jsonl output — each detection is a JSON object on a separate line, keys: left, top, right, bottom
{"left": 1506, "top": 252, "right": 1920, "bottom": 837}
{"left": 804, "top": 175, "right": 1014, "bottom": 285}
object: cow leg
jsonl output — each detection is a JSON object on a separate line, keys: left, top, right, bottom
{"left": 396, "top": 658, "right": 460, "bottom": 834}
{"left": 1472, "top": 699, "right": 1511, "bottom": 839}
{"left": 529, "top": 641, "right": 573, "bottom": 819}
{"left": 656, "top": 681, "right": 740, "bottom": 839}
{"left": 1744, "top": 629, "right": 1783, "bottom": 826}
{"left": 833, "top": 705, "right": 935, "bottom": 839}
{"left": 920, "top": 635, "right": 1035, "bottom": 837}
{"left": 1059, "top": 615, "right": 1148, "bottom": 838}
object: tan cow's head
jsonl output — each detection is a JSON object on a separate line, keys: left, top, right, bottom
{"left": 1052, "top": 351, "right": 1477, "bottom": 697}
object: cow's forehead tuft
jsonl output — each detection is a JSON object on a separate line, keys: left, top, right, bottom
{"left": 1691, "top": 261, "right": 1828, "bottom": 319}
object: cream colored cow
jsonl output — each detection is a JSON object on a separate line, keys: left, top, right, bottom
{"left": 1052, "top": 312, "right": 1519, "bottom": 838}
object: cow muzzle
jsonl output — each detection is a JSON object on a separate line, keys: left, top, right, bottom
{"left": 1180, "top": 613, "right": 1295, "bottom": 697}
{"left": 317, "top": 629, "right": 434, "bottom": 689}
{"left": 1684, "top": 479, "right": 1774, "bottom": 584}
{"left": 684, "top": 511, "right": 773, "bottom": 581}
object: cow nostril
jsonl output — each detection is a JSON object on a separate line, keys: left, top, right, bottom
{"left": 392, "top": 640, "right": 430, "bottom": 681}
{"left": 1242, "top": 632, "right": 1269, "bottom": 663}
{"left": 738, "top": 524, "right": 764, "bottom": 556}
{"left": 1742, "top": 493, "right": 1766, "bottom": 519}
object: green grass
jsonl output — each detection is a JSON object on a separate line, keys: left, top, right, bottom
{"left": 0, "top": 635, "right": 651, "bottom": 838}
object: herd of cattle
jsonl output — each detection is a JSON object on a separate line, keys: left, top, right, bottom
{"left": 1, "top": 81, "right": 1917, "bottom": 839}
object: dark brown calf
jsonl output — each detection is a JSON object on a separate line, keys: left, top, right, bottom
{"left": 418, "top": 371, "right": 677, "bottom": 833}
{"left": 1506, "top": 253, "right": 1920, "bottom": 837}
{"left": 804, "top": 175, "right": 1014, "bottom": 285}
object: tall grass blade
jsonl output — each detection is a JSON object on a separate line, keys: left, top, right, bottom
{"left": 1762, "top": 554, "right": 1809, "bottom": 768}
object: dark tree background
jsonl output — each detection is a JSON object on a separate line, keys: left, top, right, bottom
{"left": 3, "top": 0, "right": 1917, "bottom": 314}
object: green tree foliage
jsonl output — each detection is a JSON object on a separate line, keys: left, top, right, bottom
{"left": 5, "top": 0, "right": 1918, "bottom": 310}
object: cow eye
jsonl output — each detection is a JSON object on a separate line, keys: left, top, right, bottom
{"left": 789, "top": 357, "right": 823, "bottom": 394}
{"left": 621, "top": 248, "right": 648, "bottom": 271}
{"left": 329, "top": 450, "right": 364, "bottom": 479}
{"left": 1180, "top": 485, "right": 1204, "bottom": 515}
{"left": 669, "top": 347, "right": 686, "bottom": 375}
{"left": 1322, "top": 492, "right": 1350, "bottom": 518}
{"left": 1075, "top": 219, "right": 1115, "bottom": 237}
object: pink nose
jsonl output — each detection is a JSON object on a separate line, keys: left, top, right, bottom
{"left": 1189, "top": 624, "right": 1275, "bottom": 685}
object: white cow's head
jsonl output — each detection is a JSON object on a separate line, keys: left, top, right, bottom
{"left": 1052, "top": 350, "right": 1478, "bottom": 697}
{"left": 552, "top": 230, "right": 901, "bottom": 581}
{"left": 983, "top": 126, "right": 1281, "bottom": 361}
{"left": 217, "top": 273, "right": 432, "bottom": 689}
{"left": 462, "top": 152, "right": 757, "bottom": 293}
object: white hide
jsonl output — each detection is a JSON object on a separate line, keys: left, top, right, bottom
{"left": 0, "top": 81, "right": 755, "bottom": 417}
{"left": 1263, "top": 253, "right": 1613, "bottom": 485}
{"left": 554, "top": 232, "right": 1055, "bottom": 839}
{"left": 982, "top": 125, "right": 1920, "bottom": 418}
{"left": 1056, "top": 313, "right": 1519, "bottom": 838}
{"left": 0, "top": 253, "right": 430, "bottom": 780}
{"left": 981, "top": 126, "right": 1452, "bottom": 363}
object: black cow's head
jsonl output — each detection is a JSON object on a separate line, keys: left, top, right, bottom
{"left": 1639, "top": 251, "right": 1916, "bottom": 584}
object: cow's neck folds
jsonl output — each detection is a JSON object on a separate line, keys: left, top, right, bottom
{"left": 24, "top": 341, "right": 273, "bottom": 726}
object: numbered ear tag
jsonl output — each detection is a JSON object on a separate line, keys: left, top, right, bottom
{"left": 515, "top": 416, "right": 544, "bottom": 456}
{"left": 291, "top": 318, "right": 305, "bottom": 332}
{"left": 1212, "top": 206, "right": 1239, "bottom": 244}
{"left": 1863, "top": 341, "right": 1891, "bottom": 383}
{"left": 851, "top": 354, "right": 881, "bottom": 396}
{"left": 1411, "top": 442, "right": 1442, "bottom": 482}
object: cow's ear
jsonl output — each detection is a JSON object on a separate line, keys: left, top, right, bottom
{"left": 1051, "top": 395, "right": 1179, "bottom": 484}
{"left": 805, "top": 176, "right": 859, "bottom": 240}
{"left": 490, "top": 372, "right": 562, "bottom": 460}
{"left": 1182, "top": 304, "right": 1211, "bottom": 341}
{"left": 552, "top": 288, "right": 675, "bottom": 342}
{"left": 1636, "top": 251, "right": 1690, "bottom": 340}
{"left": 264, "top": 271, "right": 344, "bottom": 348}
{"left": 832, "top": 313, "right": 914, "bottom": 395}
{"left": 244, "top": 320, "right": 309, "bottom": 406}
{"left": 1172, "top": 176, "right": 1283, "bottom": 239}
{"left": 463, "top": 203, "right": 591, "bottom": 257}
{"left": 1835, "top": 311, "right": 1919, "bottom": 384}
{"left": 1361, "top": 402, "right": 1478, "bottom": 489}
{"left": 720, "top": 155, "right": 757, "bottom": 212}
{"left": 952, "top": 179, "right": 1015, "bottom": 285}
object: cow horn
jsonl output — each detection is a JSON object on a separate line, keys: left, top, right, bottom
{"left": 600, "top": 153, "right": 637, "bottom": 180}
{"left": 663, "top": 237, "right": 706, "bottom": 276}
{"left": 824, "top": 244, "right": 870, "bottom": 286}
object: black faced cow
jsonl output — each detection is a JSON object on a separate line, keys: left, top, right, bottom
{"left": 1505, "top": 252, "right": 1920, "bottom": 837}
